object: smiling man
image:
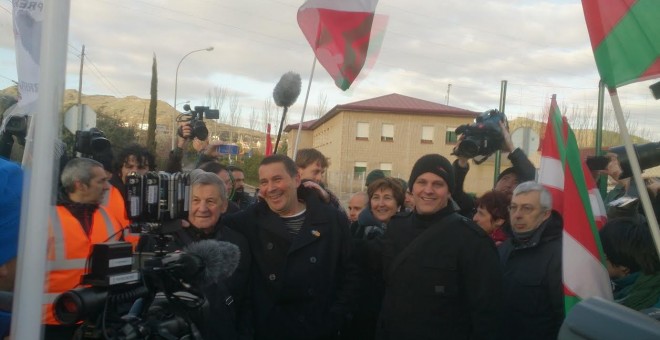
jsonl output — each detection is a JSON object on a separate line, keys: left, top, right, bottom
{"left": 377, "top": 154, "right": 502, "bottom": 339}
{"left": 498, "top": 181, "right": 564, "bottom": 340}
{"left": 223, "top": 154, "right": 359, "bottom": 339}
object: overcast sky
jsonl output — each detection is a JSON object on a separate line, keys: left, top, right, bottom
{"left": 1, "top": 0, "right": 659, "bottom": 140}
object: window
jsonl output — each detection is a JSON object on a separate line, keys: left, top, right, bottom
{"left": 421, "top": 126, "right": 434, "bottom": 144}
{"left": 356, "top": 122, "right": 369, "bottom": 141}
{"left": 354, "top": 162, "right": 367, "bottom": 179}
{"left": 445, "top": 127, "right": 458, "bottom": 144}
{"left": 380, "top": 163, "right": 392, "bottom": 177}
{"left": 381, "top": 124, "right": 394, "bottom": 142}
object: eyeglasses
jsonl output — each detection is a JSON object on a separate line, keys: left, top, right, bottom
{"left": 508, "top": 204, "right": 539, "bottom": 215}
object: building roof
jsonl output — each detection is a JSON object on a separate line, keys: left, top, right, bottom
{"left": 284, "top": 93, "right": 478, "bottom": 132}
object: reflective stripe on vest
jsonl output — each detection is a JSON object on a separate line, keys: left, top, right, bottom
{"left": 48, "top": 207, "right": 116, "bottom": 270}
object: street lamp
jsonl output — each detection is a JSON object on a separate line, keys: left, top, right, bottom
{"left": 171, "top": 46, "right": 214, "bottom": 149}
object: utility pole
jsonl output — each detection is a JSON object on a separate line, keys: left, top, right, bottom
{"left": 77, "top": 44, "right": 85, "bottom": 129}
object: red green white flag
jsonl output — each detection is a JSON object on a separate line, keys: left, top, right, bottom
{"left": 265, "top": 123, "right": 273, "bottom": 156}
{"left": 538, "top": 96, "right": 612, "bottom": 314}
{"left": 582, "top": 0, "right": 660, "bottom": 88}
{"left": 297, "top": 0, "right": 382, "bottom": 91}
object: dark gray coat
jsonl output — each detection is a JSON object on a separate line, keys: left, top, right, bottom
{"left": 223, "top": 191, "right": 360, "bottom": 340}
{"left": 498, "top": 211, "right": 564, "bottom": 340}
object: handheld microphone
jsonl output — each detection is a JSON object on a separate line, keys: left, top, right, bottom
{"left": 273, "top": 71, "right": 302, "bottom": 108}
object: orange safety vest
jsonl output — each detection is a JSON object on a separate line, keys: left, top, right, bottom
{"left": 101, "top": 185, "right": 140, "bottom": 248}
{"left": 42, "top": 205, "right": 121, "bottom": 325}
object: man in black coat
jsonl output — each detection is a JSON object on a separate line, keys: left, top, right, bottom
{"left": 223, "top": 154, "right": 360, "bottom": 340}
{"left": 377, "top": 154, "right": 503, "bottom": 340}
{"left": 138, "top": 170, "right": 252, "bottom": 340}
{"left": 498, "top": 181, "right": 564, "bottom": 340}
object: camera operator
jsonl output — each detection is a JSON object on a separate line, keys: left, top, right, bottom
{"left": 453, "top": 120, "right": 536, "bottom": 218}
{"left": 166, "top": 107, "right": 221, "bottom": 173}
{"left": 138, "top": 169, "right": 252, "bottom": 339}
{"left": 43, "top": 158, "right": 124, "bottom": 339}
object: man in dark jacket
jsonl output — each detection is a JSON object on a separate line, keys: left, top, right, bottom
{"left": 138, "top": 170, "right": 251, "bottom": 340}
{"left": 452, "top": 120, "right": 536, "bottom": 218}
{"left": 229, "top": 165, "right": 256, "bottom": 210}
{"left": 498, "top": 181, "right": 564, "bottom": 340}
{"left": 377, "top": 154, "right": 503, "bottom": 340}
{"left": 223, "top": 154, "right": 359, "bottom": 340}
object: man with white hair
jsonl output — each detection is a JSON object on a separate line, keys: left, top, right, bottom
{"left": 498, "top": 181, "right": 564, "bottom": 340}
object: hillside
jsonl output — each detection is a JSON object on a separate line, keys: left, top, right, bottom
{"left": 1, "top": 87, "right": 268, "bottom": 148}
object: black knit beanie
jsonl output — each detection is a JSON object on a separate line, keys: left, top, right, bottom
{"left": 408, "top": 154, "right": 454, "bottom": 194}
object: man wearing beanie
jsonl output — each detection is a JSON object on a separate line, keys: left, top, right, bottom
{"left": 376, "top": 154, "right": 502, "bottom": 339}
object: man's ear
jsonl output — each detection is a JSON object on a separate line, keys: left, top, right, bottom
{"left": 73, "top": 180, "right": 86, "bottom": 192}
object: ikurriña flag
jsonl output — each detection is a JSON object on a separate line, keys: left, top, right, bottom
{"left": 538, "top": 95, "right": 612, "bottom": 314}
{"left": 265, "top": 123, "right": 273, "bottom": 156}
{"left": 297, "top": 0, "right": 385, "bottom": 91}
{"left": 581, "top": 0, "right": 660, "bottom": 88}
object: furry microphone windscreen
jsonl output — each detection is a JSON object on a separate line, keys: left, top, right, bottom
{"left": 273, "top": 71, "right": 302, "bottom": 108}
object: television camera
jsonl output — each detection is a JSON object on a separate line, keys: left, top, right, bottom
{"left": 176, "top": 104, "right": 220, "bottom": 142}
{"left": 74, "top": 127, "right": 111, "bottom": 157}
{"left": 452, "top": 109, "right": 508, "bottom": 164}
{"left": 53, "top": 170, "right": 240, "bottom": 339}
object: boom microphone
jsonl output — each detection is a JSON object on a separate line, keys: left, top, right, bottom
{"left": 272, "top": 71, "right": 302, "bottom": 154}
{"left": 179, "top": 239, "right": 241, "bottom": 284}
{"left": 273, "top": 71, "right": 302, "bottom": 108}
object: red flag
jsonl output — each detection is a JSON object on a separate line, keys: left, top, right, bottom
{"left": 297, "top": 0, "right": 383, "bottom": 91}
{"left": 265, "top": 123, "right": 273, "bottom": 156}
{"left": 538, "top": 96, "right": 612, "bottom": 313}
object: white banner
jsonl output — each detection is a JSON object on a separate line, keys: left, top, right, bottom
{"left": 13, "top": 0, "right": 44, "bottom": 116}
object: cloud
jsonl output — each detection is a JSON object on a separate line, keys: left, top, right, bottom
{"left": 0, "top": 0, "right": 658, "bottom": 139}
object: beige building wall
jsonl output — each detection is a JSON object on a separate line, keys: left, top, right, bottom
{"left": 293, "top": 108, "right": 514, "bottom": 197}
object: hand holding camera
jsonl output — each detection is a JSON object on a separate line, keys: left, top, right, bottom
{"left": 452, "top": 109, "right": 508, "bottom": 164}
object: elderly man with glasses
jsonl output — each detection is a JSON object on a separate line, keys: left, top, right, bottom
{"left": 498, "top": 181, "right": 564, "bottom": 340}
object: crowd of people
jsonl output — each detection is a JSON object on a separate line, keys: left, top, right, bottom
{"left": 0, "top": 119, "right": 659, "bottom": 340}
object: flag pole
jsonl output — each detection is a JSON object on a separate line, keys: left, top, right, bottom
{"left": 608, "top": 88, "right": 660, "bottom": 258}
{"left": 292, "top": 56, "right": 317, "bottom": 161}
{"left": 11, "top": 1, "right": 71, "bottom": 339}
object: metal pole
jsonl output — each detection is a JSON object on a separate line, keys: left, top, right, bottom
{"left": 77, "top": 44, "right": 85, "bottom": 129}
{"left": 171, "top": 47, "right": 214, "bottom": 149}
{"left": 12, "top": 1, "right": 70, "bottom": 339}
{"left": 292, "top": 57, "right": 317, "bottom": 161}
{"left": 494, "top": 80, "right": 507, "bottom": 185}
{"left": 595, "top": 80, "right": 606, "bottom": 197}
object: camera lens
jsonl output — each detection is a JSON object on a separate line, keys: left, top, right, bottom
{"left": 192, "top": 121, "right": 209, "bottom": 141}
{"left": 457, "top": 139, "right": 480, "bottom": 158}
{"left": 53, "top": 288, "right": 108, "bottom": 325}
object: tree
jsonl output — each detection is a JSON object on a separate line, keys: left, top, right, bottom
{"left": 315, "top": 91, "right": 328, "bottom": 119}
{"left": 146, "top": 53, "right": 158, "bottom": 155}
{"left": 206, "top": 85, "right": 228, "bottom": 121}
{"left": 248, "top": 107, "right": 259, "bottom": 130}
